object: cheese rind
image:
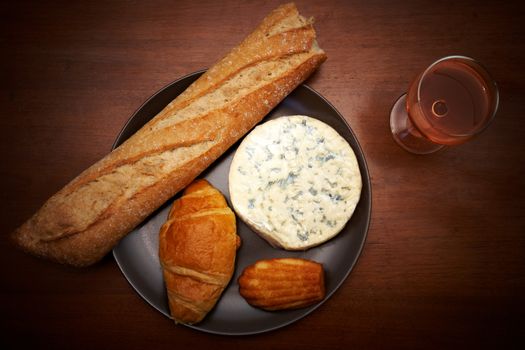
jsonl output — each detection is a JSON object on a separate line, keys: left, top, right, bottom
{"left": 229, "top": 115, "right": 362, "bottom": 250}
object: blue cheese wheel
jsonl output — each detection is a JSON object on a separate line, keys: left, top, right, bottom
{"left": 228, "top": 115, "right": 362, "bottom": 250}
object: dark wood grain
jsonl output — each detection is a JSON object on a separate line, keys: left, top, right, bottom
{"left": 1, "top": 0, "right": 524, "bottom": 349}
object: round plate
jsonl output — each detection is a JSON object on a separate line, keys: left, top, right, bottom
{"left": 112, "top": 70, "right": 372, "bottom": 335}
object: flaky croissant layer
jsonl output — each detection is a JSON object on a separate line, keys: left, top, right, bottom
{"left": 159, "top": 179, "right": 240, "bottom": 324}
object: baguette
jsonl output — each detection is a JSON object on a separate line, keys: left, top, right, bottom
{"left": 10, "top": 2, "right": 327, "bottom": 267}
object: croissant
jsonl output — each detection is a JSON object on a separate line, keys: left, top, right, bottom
{"left": 159, "top": 179, "right": 239, "bottom": 324}
{"left": 238, "top": 258, "right": 325, "bottom": 311}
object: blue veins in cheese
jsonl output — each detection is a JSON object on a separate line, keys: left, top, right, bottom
{"left": 228, "top": 115, "right": 362, "bottom": 250}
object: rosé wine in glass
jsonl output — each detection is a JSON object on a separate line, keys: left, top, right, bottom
{"left": 390, "top": 56, "right": 499, "bottom": 154}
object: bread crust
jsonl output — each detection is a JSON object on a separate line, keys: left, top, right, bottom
{"left": 10, "top": 2, "right": 326, "bottom": 267}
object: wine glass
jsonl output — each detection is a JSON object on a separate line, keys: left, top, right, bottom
{"left": 390, "top": 55, "right": 499, "bottom": 154}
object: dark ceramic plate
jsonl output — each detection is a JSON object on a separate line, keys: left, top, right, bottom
{"left": 112, "top": 70, "right": 371, "bottom": 335}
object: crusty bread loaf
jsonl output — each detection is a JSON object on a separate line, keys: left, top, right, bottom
{"left": 159, "top": 179, "right": 239, "bottom": 324}
{"left": 10, "top": 2, "right": 326, "bottom": 267}
{"left": 238, "top": 258, "right": 325, "bottom": 311}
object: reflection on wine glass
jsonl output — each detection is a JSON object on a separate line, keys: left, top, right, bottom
{"left": 390, "top": 55, "right": 499, "bottom": 154}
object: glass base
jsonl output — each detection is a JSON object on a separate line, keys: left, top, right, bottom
{"left": 390, "top": 94, "right": 444, "bottom": 155}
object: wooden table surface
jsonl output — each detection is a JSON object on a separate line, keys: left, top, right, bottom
{"left": 1, "top": 0, "right": 524, "bottom": 348}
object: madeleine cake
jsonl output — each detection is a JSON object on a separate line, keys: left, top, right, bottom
{"left": 238, "top": 258, "right": 325, "bottom": 311}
